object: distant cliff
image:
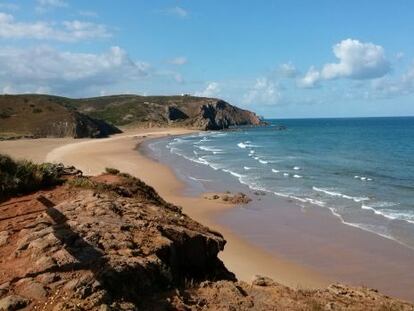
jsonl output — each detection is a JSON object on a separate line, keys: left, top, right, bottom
{"left": 0, "top": 95, "right": 121, "bottom": 139}
{"left": 73, "top": 94, "right": 264, "bottom": 130}
{"left": 0, "top": 94, "right": 264, "bottom": 138}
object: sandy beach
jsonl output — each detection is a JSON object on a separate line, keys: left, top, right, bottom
{"left": 0, "top": 128, "right": 329, "bottom": 290}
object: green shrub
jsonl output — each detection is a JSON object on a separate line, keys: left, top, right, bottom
{"left": 67, "top": 176, "right": 96, "bottom": 189}
{"left": 0, "top": 154, "right": 63, "bottom": 201}
{"left": 105, "top": 167, "right": 120, "bottom": 175}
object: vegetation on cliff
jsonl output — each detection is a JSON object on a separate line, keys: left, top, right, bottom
{"left": 0, "top": 154, "right": 63, "bottom": 202}
{"left": 0, "top": 94, "right": 264, "bottom": 139}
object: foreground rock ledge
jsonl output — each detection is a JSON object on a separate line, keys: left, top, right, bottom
{"left": 0, "top": 172, "right": 412, "bottom": 310}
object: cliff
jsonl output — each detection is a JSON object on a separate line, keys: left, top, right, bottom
{"left": 0, "top": 157, "right": 412, "bottom": 310}
{"left": 0, "top": 94, "right": 264, "bottom": 139}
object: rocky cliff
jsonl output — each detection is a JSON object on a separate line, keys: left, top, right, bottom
{"left": 0, "top": 94, "right": 264, "bottom": 138}
{"left": 0, "top": 162, "right": 412, "bottom": 310}
{"left": 0, "top": 95, "right": 121, "bottom": 139}
{"left": 72, "top": 95, "right": 265, "bottom": 130}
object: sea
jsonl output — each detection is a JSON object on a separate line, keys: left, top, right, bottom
{"left": 146, "top": 117, "right": 414, "bottom": 249}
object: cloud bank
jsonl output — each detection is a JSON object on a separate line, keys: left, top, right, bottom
{"left": 0, "top": 12, "right": 110, "bottom": 42}
{"left": 299, "top": 39, "right": 390, "bottom": 88}
{"left": 0, "top": 46, "right": 149, "bottom": 96}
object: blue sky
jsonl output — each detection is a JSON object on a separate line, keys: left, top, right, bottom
{"left": 1, "top": 0, "right": 414, "bottom": 118}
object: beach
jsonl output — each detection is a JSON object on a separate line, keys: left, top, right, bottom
{"left": 2, "top": 127, "right": 414, "bottom": 301}
{"left": 0, "top": 128, "right": 329, "bottom": 290}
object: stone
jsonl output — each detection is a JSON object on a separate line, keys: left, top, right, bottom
{"left": 20, "top": 282, "right": 47, "bottom": 300}
{"left": 35, "top": 256, "right": 57, "bottom": 271}
{"left": 252, "top": 275, "right": 275, "bottom": 287}
{"left": 0, "top": 295, "right": 30, "bottom": 311}
{"left": 0, "top": 232, "right": 9, "bottom": 247}
{"left": 36, "top": 273, "right": 60, "bottom": 285}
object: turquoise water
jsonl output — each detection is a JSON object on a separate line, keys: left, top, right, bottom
{"left": 151, "top": 117, "right": 414, "bottom": 247}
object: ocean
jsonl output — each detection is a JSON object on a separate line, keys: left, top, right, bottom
{"left": 147, "top": 117, "right": 414, "bottom": 249}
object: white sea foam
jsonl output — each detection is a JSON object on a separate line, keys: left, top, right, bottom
{"left": 271, "top": 169, "right": 279, "bottom": 173}
{"left": 237, "top": 141, "right": 259, "bottom": 149}
{"left": 259, "top": 159, "right": 268, "bottom": 164}
{"left": 244, "top": 166, "right": 252, "bottom": 170}
{"left": 222, "top": 169, "right": 245, "bottom": 179}
{"left": 283, "top": 173, "right": 289, "bottom": 177}
{"left": 293, "top": 166, "right": 301, "bottom": 170}
{"left": 188, "top": 176, "right": 212, "bottom": 182}
{"left": 198, "top": 146, "right": 223, "bottom": 153}
{"left": 293, "top": 174, "right": 302, "bottom": 178}
{"left": 272, "top": 192, "right": 326, "bottom": 207}
{"left": 312, "top": 186, "right": 369, "bottom": 202}
{"left": 354, "top": 175, "right": 373, "bottom": 181}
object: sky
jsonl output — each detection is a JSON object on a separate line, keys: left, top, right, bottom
{"left": 0, "top": 0, "right": 414, "bottom": 118}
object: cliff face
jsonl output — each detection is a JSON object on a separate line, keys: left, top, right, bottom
{"left": 74, "top": 95, "right": 264, "bottom": 130}
{"left": 1, "top": 94, "right": 264, "bottom": 136}
{"left": 0, "top": 166, "right": 412, "bottom": 310}
{"left": 0, "top": 95, "right": 121, "bottom": 139}
{"left": 189, "top": 99, "right": 262, "bottom": 130}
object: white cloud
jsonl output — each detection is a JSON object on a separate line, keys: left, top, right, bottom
{"left": 243, "top": 78, "right": 281, "bottom": 105}
{"left": 0, "top": 13, "right": 111, "bottom": 42}
{"left": 298, "top": 66, "right": 321, "bottom": 88}
{"left": 166, "top": 6, "right": 188, "bottom": 18}
{"left": 195, "top": 82, "right": 220, "bottom": 97}
{"left": 278, "top": 63, "right": 297, "bottom": 78}
{"left": 169, "top": 56, "right": 187, "bottom": 65}
{"left": 299, "top": 39, "right": 390, "bottom": 88}
{"left": 0, "top": 46, "right": 149, "bottom": 96}
{"left": 370, "top": 63, "right": 414, "bottom": 98}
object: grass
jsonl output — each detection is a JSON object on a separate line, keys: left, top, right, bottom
{"left": 0, "top": 154, "right": 64, "bottom": 202}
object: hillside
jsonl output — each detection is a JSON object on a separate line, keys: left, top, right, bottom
{"left": 0, "top": 94, "right": 264, "bottom": 139}
{"left": 71, "top": 95, "right": 264, "bottom": 130}
{"left": 0, "top": 156, "right": 413, "bottom": 310}
{"left": 0, "top": 95, "right": 121, "bottom": 139}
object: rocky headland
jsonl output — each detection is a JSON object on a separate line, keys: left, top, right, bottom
{"left": 0, "top": 94, "right": 264, "bottom": 139}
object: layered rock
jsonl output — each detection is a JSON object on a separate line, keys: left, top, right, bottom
{"left": 0, "top": 172, "right": 233, "bottom": 310}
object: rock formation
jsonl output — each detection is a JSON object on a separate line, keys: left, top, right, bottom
{"left": 0, "top": 94, "right": 265, "bottom": 138}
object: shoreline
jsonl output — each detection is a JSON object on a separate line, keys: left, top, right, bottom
{"left": 0, "top": 128, "right": 330, "bottom": 290}
{"left": 2, "top": 128, "right": 414, "bottom": 301}
{"left": 142, "top": 132, "right": 414, "bottom": 302}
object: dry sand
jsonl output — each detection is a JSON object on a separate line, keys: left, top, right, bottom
{"left": 0, "top": 128, "right": 330, "bottom": 290}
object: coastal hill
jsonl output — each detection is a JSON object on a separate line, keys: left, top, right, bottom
{"left": 0, "top": 94, "right": 264, "bottom": 139}
{"left": 0, "top": 155, "right": 412, "bottom": 310}
{"left": 0, "top": 95, "right": 121, "bottom": 139}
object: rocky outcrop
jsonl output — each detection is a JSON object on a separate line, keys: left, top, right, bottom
{"left": 0, "top": 172, "right": 234, "bottom": 310}
{"left": 191, "top": 100, "right": 263, "bottom": 130}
